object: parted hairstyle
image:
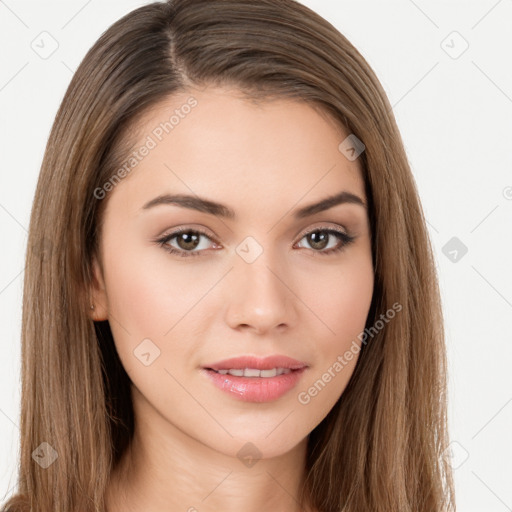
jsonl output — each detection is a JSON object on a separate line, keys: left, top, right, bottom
{"left": 2, "top": 0, "right": 455, "bottom": 510}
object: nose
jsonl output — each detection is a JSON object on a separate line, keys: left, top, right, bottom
{"left": 224, "top": 250, "right": 298, "bottom": 334}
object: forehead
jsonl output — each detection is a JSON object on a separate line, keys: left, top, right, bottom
{"left": 107, "top": 86, "right": 366, "bottom": 217}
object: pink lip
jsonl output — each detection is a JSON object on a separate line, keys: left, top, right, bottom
{"left": 200, "top": 355, "right": 309, "bottom": 403}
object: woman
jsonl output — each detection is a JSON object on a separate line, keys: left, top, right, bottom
{"left": 2, "top": 0, "right": 455, "bottom": 510}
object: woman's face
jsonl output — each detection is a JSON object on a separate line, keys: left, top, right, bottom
{"left": 91, "top": 86, "right": 374, "bottom": 460}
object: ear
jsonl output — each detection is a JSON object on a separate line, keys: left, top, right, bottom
{"left": 88, "top": 256, "right": 109, "bottom": 321}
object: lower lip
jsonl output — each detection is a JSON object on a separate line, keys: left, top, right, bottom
{"left": 201, "top": 368, "right": 307, "bottom": 402}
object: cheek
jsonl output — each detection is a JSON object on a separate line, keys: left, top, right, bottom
{"left": 295, "top": 255, "right": 373, "bottom": 408}
{"left": 300, "top": 254, "right": 374, "bottom": 346}
{"left": 100, "top": 243, "right": 218, "bottom": 377}
{"left": 104, "top": 253, "right": 168, "bottom": 334}
{"left": 102, "top": 242, "right": 206, "bottom": 337}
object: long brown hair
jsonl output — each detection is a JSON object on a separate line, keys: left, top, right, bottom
{"left": 2, "top": 0, "right": 455, "bottom": 510}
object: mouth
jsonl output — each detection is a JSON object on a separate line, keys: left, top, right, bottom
{"left": 205, "top": 367, "right": 300, "bottom": 377}
{"left": 200, "top": 355, "right": 309, "bottom": 402}
{"left": 202, "top": 354, "right": 308, "bottom": 372}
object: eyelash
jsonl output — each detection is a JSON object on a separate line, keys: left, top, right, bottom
{"left": 154, "top": 226, "right": 356, "bottom": 258}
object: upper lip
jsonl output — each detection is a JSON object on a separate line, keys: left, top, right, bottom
{"left": 203, "top": 355, "right": 308, "bottom": 371}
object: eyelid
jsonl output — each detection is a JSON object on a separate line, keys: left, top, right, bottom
{"left": 154, "top": 222, "right": 355, "bottom": 257}
{"left": 154, "top": 226, "right": 220, "bottom": 252}
{"left": 297, "top": 222, "right": 350, "bottom": 238}
{"left": 156, "top": 225, "right": 218, "bottom": 243}
{"left": 156, "top": 222, "right": 349, "bottom": 244}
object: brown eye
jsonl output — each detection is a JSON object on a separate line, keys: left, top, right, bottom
{"left": 156, "top": 228, "right": 218, "bottom": 258}
{"left": 174, "top": 231, "right": 202, "bottom": 251}
{"left": 305, "top": 230, "right": 330, "bottom": 250}
{"left": 296, "top": 228, "right": 355, "bottom": 255}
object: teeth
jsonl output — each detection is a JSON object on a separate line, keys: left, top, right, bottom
{"left": 244, "top": 368, "right": 263, "bottom": 377}
{"left": 215, "top": 367, "right": 293, "bottom": 377}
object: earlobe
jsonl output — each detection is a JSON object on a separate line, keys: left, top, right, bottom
{"left": 88, "top": 257, "right": 109, "bottom": 321}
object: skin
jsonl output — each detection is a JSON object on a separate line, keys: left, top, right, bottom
{"left": 90, "top": 85, "right": 374, "bottom": 512}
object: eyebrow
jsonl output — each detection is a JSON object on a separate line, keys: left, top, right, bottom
{"left": 141, "top": 190, "right": 367, "bottom": 220}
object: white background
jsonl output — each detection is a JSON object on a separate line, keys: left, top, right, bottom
{"left": 1, "top": 1, "right": 511, "bottom": 510}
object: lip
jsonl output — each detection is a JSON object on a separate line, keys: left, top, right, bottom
{"left": 200, "top": 355, "right": 309, "bottom": 403}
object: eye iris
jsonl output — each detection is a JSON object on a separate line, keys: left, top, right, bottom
{"left": 308, "top": 231, "right": 329, "bottom": 250}
{"left": 177, "top": 231, "right": 201, "bottom": 251}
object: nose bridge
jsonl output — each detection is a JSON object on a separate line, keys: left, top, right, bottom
{"left": 224, "top": 236, "right": 296, "bottom": 332}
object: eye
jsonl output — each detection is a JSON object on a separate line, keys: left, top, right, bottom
{"left": 155, "top": 228, "right": 219, "bottom": 258}
{"left": 154, "top": 225, "right": 356, "bottom": 258}
{"left": 295, "top": 226, "right": 356, "bottom": 256}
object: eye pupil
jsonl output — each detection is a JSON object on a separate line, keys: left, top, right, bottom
{"left": 177, "top": 231, "right": 201, "bottom": 250}
{"left": 308, "top": 231, "right": 329, "bottom": 250}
